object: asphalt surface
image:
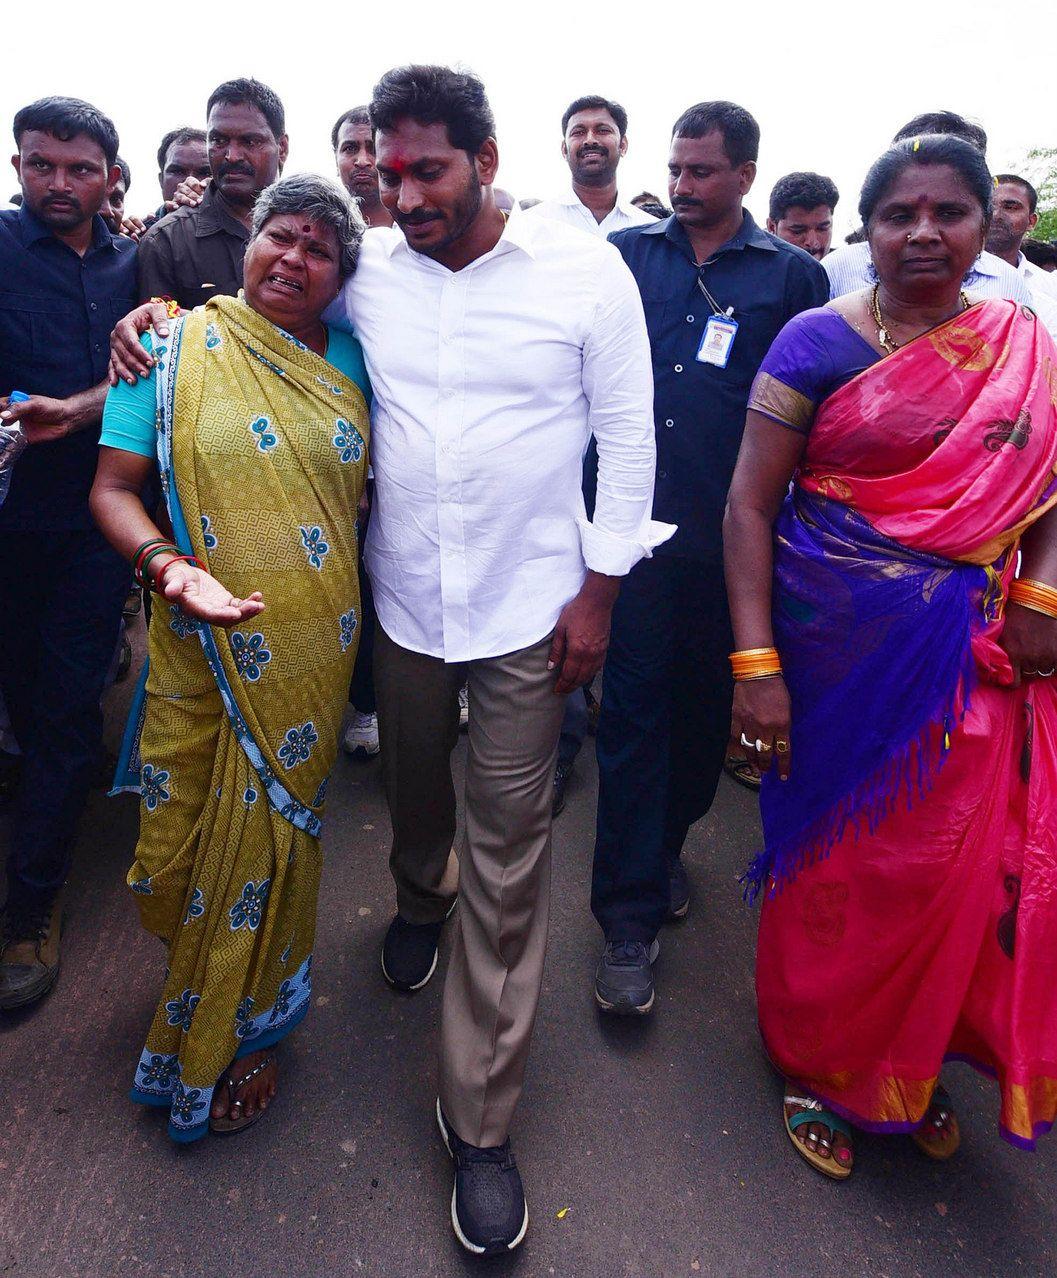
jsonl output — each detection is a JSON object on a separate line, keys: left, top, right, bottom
{"left": 2, "top": 614, "right": 1055, "bottom": 1278}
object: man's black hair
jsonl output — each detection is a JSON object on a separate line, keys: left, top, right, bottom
{"left": 769, "top": 171, "right": 839, "bottom": 222}
{"left": 13, "top": 96, "right": 119, "bottom": 168}
{"left": 859, "top": 135, "right": 993, "bottom": 226}
{"left": 115, "top": 155, "right": 131, "bottom": 191}
{"left": 1022, "top": 237, "right": 1057, "bottom": 270}
{"left": 994, "top": 173, "right": 1039, "bottom": 214}
{"left": 157, "top": 126, "right": 206, "bottom": 173}
{"left": 206, "top": 78, "right": 286, "bottom": 141}
{"left": 369, "top": 65, "right": 495, "bottom": 158}
{"left": 561, "top": 95, "right": 628, "bottom": 139}
{"left": 671, "top": 101, "right": 759, "bottom": 167}
{"left": 892, "top": 111, "right": 987, "bottom": 154}
{"left": 331, "top": 106, "right": 371, "bottom": 151}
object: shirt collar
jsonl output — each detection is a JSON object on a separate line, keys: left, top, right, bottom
{"left": 17, "top": 202, "right": 117, "bottom": 252}
{"left": 195, "top": 182, "right": 250, "bottom": 240}
{"left": 646, "top": 209, "right": 776, "bottom": 257}
{"left": 560, "top": 184, "right": 637, "bottom": 220}
{"left": 385, "top": 208, "right": 538, "bottom": 264}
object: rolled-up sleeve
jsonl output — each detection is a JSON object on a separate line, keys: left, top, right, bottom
{"left": 579, "top": 247, "right": 676, "bottom": 575}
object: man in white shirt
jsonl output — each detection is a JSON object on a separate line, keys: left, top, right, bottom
{"left": 527, "top": 95, "right": 656, "bottom": 238}
{"left": 824, "top": 110, "right": 1033, "bottom": 307}
{"left": 986, "top": 174, "right": 1057, "bottom": 334}
{"left": 330, "top": 66, "right": 673, "bottom": 1257}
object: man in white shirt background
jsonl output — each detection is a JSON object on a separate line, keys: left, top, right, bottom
{"left": 986, "top": 174, "right": 1057, "bottom": 319}
{"left": 824, "top": 110, "right": 1034, "bottom": 307}
{"left": 527, "top": 94, "right": 656, "bottom": 237}
{"left": 328, "top": 66, "right": 673, "bottom": 1258}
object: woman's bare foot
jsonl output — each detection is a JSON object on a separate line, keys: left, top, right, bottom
{"left": 784, "top": 1094, "right": 854, "bottom": 1171}
{"left": 211, "top": 1050, "right": 277, "bottom": 1125}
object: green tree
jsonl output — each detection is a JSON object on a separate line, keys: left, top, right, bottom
{"left": 1020, "top": 148, "right": 1057, "bottom": 241}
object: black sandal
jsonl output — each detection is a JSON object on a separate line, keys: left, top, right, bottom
{"left": 724, "top": 755, "right": 762, "bottom": 792}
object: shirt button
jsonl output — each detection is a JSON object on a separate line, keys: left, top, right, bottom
{"left": 686, "top": 315, "right": 694, "bottom": 323}
{"left": 658, "top": 469, "right": 668, "bottom": 480}
{"left": 443, "top": 388, "right": 456, "bottom": 399}
{"left": 665, "top": 419, "right": 674, "bottom": 428}
{"left": 674, "top": 364, "right": 683, "bottom": 373}
{"left": 90, "top": 302, "right": 98, "bottom": 311}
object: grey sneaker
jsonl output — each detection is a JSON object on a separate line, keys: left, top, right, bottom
{"left": 594, "top": 938, "right": 660, "bottom": 1015}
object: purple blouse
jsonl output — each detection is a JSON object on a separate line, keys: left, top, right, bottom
{"left": 747, "top": 306, "right": 880, "bottom": 434}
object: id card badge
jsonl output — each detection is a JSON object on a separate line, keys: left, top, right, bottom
{"left": 696, "top": 314, "right": 738, "bottom": 367}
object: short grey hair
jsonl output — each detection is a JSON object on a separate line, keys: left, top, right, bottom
{"left": 250, "top": 173, "right": 366, "bottom": 278}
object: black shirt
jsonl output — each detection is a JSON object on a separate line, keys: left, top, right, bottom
{"left": 0, "top": 205, "right": 138, "bottom": 531}
{"left": 609, "top": 211, "right": 828, "bottom": 559}
{"left": 136, "top": 181, "right": 248, "bottom": 307}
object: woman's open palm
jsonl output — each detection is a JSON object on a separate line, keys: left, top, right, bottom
{"left": 158, "top": 561, "right": 264, "bottom": 627}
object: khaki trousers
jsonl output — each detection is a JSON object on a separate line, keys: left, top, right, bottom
{"left": 374, "top": 624, "right": 566, "bottom": 1146}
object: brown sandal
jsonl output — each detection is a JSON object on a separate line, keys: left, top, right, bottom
{"left": 209, "top": 1054, "right": 276, "bottom": 1136}
{"left": 911, "top": 1086, "right": 960, "bottom": 1160}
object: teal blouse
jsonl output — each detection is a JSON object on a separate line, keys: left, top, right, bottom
{"left": 100, "top": 326, "right": 372, "bottom": 458}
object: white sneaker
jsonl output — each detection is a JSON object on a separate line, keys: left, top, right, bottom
{"left": 343, "top": 710, "right": 380, "bottom": 757}
{"left": 458, "top": 685, "right": 469, "bottom": 730}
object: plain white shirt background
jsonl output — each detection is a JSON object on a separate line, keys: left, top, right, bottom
{"left": 526, "top": 186, "right": 657, "bottom": 239}
{"left": 325, "top": 215, "right": 674, "bottom": 663}
{"left": 823, "top": 240, "right": 1032, "bottom": 304}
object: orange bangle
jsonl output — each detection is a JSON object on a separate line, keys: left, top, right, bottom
{"left": 1009, "top": 578, "right": 1057, "bottom": 620}
{"left": 729, "top": 646, "right": 783, "bottom": 681}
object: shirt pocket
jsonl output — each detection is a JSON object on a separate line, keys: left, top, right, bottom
{"left": 0, "top": 291, "right": 81, "bottom": 385}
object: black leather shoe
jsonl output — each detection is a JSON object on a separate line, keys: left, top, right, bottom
{"left": 551, "top": 759, "right": 573, "bottom": 817}
{"left": 667, "top": 859, "right": 691, "bottom": 921}
{"left": 381, "top": 906, "right": 453, "bottom": 992}
{"left": 594, "top": 938, "right": 660, "bottom": 1015}
{"left": 436, "top": 1099, "right": 528, "bottom": 1257}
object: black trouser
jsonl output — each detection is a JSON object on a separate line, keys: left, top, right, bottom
{"left": 0, "top": 527, "right": 129, "bottom": 913}
{"left": 591, "top": 555, "right": 733, "bottom": 943}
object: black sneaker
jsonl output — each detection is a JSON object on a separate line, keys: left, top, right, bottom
{"left": 381, "top": 906, "right": 453, "bottom": 992}
{"left": 551, "top": 759, "right": 573, "bottom": 817}
{"left": 594, "top": 938, "right": 660, "bottom": 1015}
{"left": 436, "top": 1099, "right": 528, "bottom": 1257}
{"left": 667, "top": 859, "right": 691, "bottom": 921}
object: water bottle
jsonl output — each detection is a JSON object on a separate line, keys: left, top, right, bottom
{"left": 0, "top": 391, "right": 31, "bottom": 508}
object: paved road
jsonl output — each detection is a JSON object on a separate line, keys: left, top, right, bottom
{"left": 1, "top": 617, "right": 1054, "bottom": 1277}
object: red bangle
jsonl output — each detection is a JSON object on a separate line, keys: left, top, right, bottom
{"left": 152, "top": 553, "right": 205, "bottom": 592}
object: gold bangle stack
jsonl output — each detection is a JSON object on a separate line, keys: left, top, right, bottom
{"left": 1009, "top": 577, "right": 1057, "bottom": 621}
{"left": 729, "top": 646, "right": 782, "bottom": 681}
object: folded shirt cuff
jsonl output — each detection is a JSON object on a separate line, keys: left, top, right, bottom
{"left": 576, "top": 515, "right": 678, "bottom": 577}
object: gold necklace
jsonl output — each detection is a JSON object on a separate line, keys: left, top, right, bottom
{"left": 870, "top": 284, "right": 970, "bottom": 354}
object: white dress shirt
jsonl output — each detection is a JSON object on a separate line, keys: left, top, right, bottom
{"left": 1011, "top": 253, "right": 1057, "bottom": 337}
{"left": 324, "top": 216, "right": 674, "bottom": 662}
{"left": 823, "top": 241, "right": 1032, "bottom": 304}
{"left": 525, "top": 186, "right": 657, "bottom": 239}
{"left": 1018, "top": 253, "right": 1057, "bottom": 299}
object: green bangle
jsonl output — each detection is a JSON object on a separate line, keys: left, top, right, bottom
{"left": 139, "top": 543, "right": 180, "bottom": 585}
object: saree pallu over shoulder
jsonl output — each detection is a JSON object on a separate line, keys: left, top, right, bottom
{"left": 799, "top": 300, "right": 1057, "bottom": 566}
{"left": 748, "top": 300, "right": 1057, "bottom": 903}
{"left": 125, "top": 296, "right": 368, "bottom": 1141}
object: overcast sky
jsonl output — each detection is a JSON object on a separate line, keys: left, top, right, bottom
{"left": 4, "top": 0, "right": 1056, "bottom": 238}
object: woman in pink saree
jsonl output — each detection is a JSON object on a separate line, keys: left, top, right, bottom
{"left": 724, "top": 135, "right": 1057, "bottom": 1179}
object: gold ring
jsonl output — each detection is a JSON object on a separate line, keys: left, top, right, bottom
{"left": 775, "top": 738, "right": 790, "bottom": 753}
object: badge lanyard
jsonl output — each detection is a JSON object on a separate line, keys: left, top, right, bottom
{"left": 695, "top": 271, "right": 738, "bottom": 368}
